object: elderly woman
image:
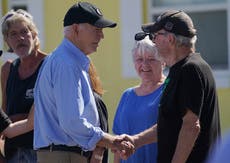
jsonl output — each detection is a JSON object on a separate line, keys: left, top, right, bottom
{"left": 113, "top": 35, "right": 165, "bottom": 163}
{"left": 1, "top": 9, "right": 46, "bottom": 162}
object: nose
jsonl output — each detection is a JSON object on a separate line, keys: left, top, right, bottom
{"left": 17, "top": 34, "right": 25, "bottom": 40}
{"left": 13, "top": 32, "right": 26, "bottom": 40}
{"left": 143, "top": 59, "right": 150, "bottom": 65}
{"left": 99, "top": 30, "right": 104, "bottom": 39}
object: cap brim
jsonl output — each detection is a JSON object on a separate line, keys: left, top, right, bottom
{"left": 142, "top": 22, "right": 160, "bottom": 33}
{"left": 94, "top": 18, "right": 117, "bottom": 28}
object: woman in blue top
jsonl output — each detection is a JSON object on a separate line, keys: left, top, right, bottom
{"left": 113, "top": 35, "right": 165, "bottom": 163}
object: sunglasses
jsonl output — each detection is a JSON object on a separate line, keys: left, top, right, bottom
{"left": 0, "top": 50, "right": 2, "bottom": 57}
{"left": 3, "top": 11, "right": 31, "bottom": 23}
{"left": 135, "top": 32, "right": 153, "bottom": 41}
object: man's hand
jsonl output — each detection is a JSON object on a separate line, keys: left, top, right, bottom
{"left": 112, "top": 135, "right": 136, "bottom": 160}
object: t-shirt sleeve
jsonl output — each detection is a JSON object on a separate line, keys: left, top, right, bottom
{"left": 178, "top": 64, "right": 204, "bottom": 117}
{"left": 0, "top": 109, "right": 11, "bottom": 133}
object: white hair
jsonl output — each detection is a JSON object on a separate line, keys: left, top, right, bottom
{"left": 132, "top": 36, "right": 161, "bottom": 61}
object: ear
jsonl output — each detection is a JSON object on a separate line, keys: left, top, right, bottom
{"left": 72, "top": 24, "right": 80, "bottom": 34}
{"left": 168, "top": 33, "right": 176, "bottom": 45}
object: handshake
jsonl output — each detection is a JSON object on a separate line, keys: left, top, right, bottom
{"left": 99, "top": 125, "right": 157, "bottom": 160}
{"left": 109, "top": 134, "right": 138, "bottom": 160}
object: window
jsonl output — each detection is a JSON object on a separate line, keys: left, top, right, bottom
{"left": 152, "top": 0, "right": 226, "bottom": 6}
{"left": 8, "top": 0, "right": 44, "bottom": 48}
{"left": 148, "top": 0, "right": 230, "bottom": 87}
{"left": 0, "top": 0, "right": 44, "bottom": 61}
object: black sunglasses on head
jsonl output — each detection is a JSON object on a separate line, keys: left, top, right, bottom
{"left": 134, "top": 32, "right": 153, "bottom": 41}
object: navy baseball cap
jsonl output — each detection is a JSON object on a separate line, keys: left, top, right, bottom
{"left": 63, "top": 2, "right": 117, "bottom": 28}
{"left": 142, "top": 10, "right": 196, "bottom": 38}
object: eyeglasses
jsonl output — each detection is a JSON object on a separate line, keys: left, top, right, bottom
{"left": 153, "top": 32, "right": 168, "bottom": 39}
{"left": 7, "top": 28, "right": 31, "bottom": 39}
{"left": 135, "top": 31, "right": 168, "bottom": 41}
{"left": 135, "top": 32, "right": 153, "bottom": 41}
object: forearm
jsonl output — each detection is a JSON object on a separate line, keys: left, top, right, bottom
{"left": 97, "top": 132, "right": 115, "bottom": 149}
{"left": 3, "top": 105, "right": 34, "bottom": 138}
{"left": 134, "top": 124, "right": 157, "bottom": 149}
{"left": 90, "top": 146, "right": 105, "bottom": 163}
{"left": 172, "top": 111, "right": 200, "bottom": 163}
{"left": 114, "top": 153, "right": 121, "bottom": 163}
{"left": 3, "top": 119, "right": 33, "bottom": 138}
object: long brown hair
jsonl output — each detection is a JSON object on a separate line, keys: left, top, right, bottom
{"left": 88, "top": 60, "right": 104, "bottom": 96}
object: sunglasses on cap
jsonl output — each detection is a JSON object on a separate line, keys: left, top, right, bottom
{"left": 134, "top": 32, "right": 153, "bottom": 41}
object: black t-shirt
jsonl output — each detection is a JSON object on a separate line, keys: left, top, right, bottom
{"left": 0, "top": 109, "right": 11, "bottom": 133}
{"left": 157, "top": 53, "right": 221, "bottom": 163}
{"left": 4, "top": 58, "right": 43, "bottom": 158}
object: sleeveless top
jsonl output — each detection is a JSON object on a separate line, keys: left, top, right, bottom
{"left": 4, "top": 58, "right": 43, "bottom": 158}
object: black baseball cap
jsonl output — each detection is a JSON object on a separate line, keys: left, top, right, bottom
{"left": 142, "top": 10, "right": 196, "bottom": 38}
{"left": 63, "top": 2, "right": 117, "bottom": 28}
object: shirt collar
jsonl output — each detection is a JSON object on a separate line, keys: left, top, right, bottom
{"left": 62, "top": 38, "right": 90, "bottom": 72}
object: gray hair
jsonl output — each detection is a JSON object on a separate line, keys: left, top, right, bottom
{"left": 172, "top": 33, "right": 197, "bottom": 51}
{"left": 63, "top": 25, "right": 73, "bottom": 37}
{"left": 1, "top": 9, "right": 40, "bottom": 50}
{"left": 132, "top": 36, "right": 161, "bottom": 61}
{"left": 63, "top": 23, "right": 85, "bottom": 38}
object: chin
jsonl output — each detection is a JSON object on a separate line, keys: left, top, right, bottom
{"left": 86, "top": 49, "right": 96, "bottom": 55}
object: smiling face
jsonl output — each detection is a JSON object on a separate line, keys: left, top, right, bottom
{"left": 5, "top": 21, "right": 35, "bottom": 58}
{"left": 132, "top": 37, "right": 164, "bottom": 83}
{"left": 133, "top": 50, "right": 163, "bottom": 82}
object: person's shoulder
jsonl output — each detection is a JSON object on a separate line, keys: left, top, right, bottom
{"left": 119, "top": 87, "right": 136, "bottom": 100}
{"left": 1, "top": 60, "right": 13, "bottom": 76}
{"left": 37, "top": 50, "right": 48, "bottom": 59}
{"left": 184, "top": 53, "right": 207, "bottom": 67}
{"left": 123, "top": 87, "right": 134, "bottom": 94}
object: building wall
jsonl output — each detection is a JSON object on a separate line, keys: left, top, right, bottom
{"left": 0, "top": 0, "right": 229, "bottom": 151}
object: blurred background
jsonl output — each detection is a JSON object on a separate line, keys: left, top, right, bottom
{"left": 0, "top": 0, "right": 230, "bottom": 161}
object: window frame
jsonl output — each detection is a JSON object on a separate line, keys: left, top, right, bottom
{"left": 8, "top": 0, "right": 44, "bottom": 49}
{"left": 0, "top": 0, "right": 44, "bottom": 62}
{"left": 147, "top": 1, "right": 230, "bottom": 88}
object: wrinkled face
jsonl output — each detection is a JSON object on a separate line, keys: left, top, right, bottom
{"left": 5, "top": 21, "right": 35, "bottom": 58}
{"left": 151, "top": 29, "right": 171, "bottom": 58}
{"left": 76, "top": 23, "right": 104, "bottom": 55}
{"left": 133, "top": 50, "right": 163, "bottom": 82}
